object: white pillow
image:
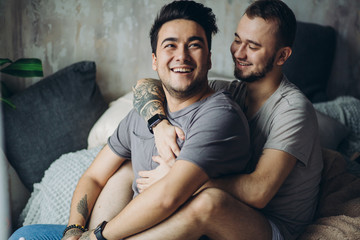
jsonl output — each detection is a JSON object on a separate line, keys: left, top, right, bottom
{"left": 87, "top": 92, "right": 133, "bottom": 149}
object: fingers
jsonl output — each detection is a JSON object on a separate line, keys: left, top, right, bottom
{"left": 138, "top": 169, "right": 153, "bottom": 178}
{"left": 175, "top": 126, "right": 185, "bottom": 140}
{"left": 152, "top": 155, "right": 165, "bottom": 164}
{"left": 136, "top": 176, "right": 151, "bottom": 193}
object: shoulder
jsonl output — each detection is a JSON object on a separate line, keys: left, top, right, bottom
{"left": 190, "top": 91, "right": 249, "bottom": 133}
{"left": 272, "top": 77, "right": 315, "bottom": 118}
{"left": 199, "top": 91, "right": 245, "bottom": 119}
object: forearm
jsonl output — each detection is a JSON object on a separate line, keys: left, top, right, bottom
{"left": 132, "top": 78, "right": 165, "bottom": 121}
{"left": 67, "top": 175, "right": 103, "bottom": 227}
{"left": 103, "top": 161, "right": 208, "bottom": 239}
{"left": 208, "top": 174, "right": 259, "bottom": 206}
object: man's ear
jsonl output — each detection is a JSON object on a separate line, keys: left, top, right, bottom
{"left": 276, "top": 47, "right": 292, "bottom": 66}
{"left": 152, "top": 53, "right": 157, "bottom": 71}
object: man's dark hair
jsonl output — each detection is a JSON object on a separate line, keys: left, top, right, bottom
{"left": 245, "top": 0, "right": 297, "bottom": 49}
{"left": 150, "top": 0, "right": 218, "bottom": 54}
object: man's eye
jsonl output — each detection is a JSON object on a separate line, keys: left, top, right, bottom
{"left": 189, "top": 43, "right": 201, "bottom": 48}
{"left": 249, "top": 45, "right": 258, "bottom": 50}
{"left": 164, "top": 44, "right": 175, "bottom": 48}
{"left": 234, "top": 38, "right": 241, "bottom": 44}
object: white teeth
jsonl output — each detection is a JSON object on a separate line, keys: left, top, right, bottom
{"left": 239, "top": 62, "right": 251, "bottom": 66}
{"left": 172, "top": 68, "right": 192, "bottom": 73}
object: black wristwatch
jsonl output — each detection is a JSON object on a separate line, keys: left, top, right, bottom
{"left": 147, "top": 114, "right": 167, "bottom": 134}
{"left": 94, "top": 221, "right": 108, "bottom": 240}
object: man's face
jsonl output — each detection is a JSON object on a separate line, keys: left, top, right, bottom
{"left": 230, "top": 14, "right": 278, "bottom": 82}
{"left": 152, "top": 19, "right": 211, "bottom": 99}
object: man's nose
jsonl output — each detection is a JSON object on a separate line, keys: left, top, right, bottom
{"left": 233, "top": 44, "right": 246, "bottom": 59}
{"left": 176, "top": 46, "right": 190, "bottom": 62}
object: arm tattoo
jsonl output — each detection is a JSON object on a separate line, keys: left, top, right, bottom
{"left": 77, "top": 194, "right": 89, "bottom": 221}
{"left": 133, "top": 78, "right": 166, "bottom": 121}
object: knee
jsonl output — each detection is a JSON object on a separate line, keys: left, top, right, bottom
{"left": 188, "top": 188, "right": 229, "bottom": 222}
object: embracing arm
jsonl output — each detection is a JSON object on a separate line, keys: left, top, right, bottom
{"left": 63, "top": 145, "right": 126, "bottom": 239}
{"left": 132, "top": 78, "right": 165, "bottom": 121}
{"left": 208, "top": 149, "right": 297, "bottom": 209}
{"left": 133, "top": 78, "right": 184, "bottom": 159}
{"left": 100, "top": 160, "right": 208, "bottom": 239}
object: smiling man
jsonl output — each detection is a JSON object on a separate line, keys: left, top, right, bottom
{"left": 130, "top": 1, "right": 323, "bottom": 240}
{"left": 9, "top": 1, "right": 250, "bottom": 240}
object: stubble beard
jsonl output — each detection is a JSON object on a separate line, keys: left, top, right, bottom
{"left": 234, "top": 54, "right": 276, "bottom": 83}
{"left": 161, "top": 73, "right": 209, "bottom": 100}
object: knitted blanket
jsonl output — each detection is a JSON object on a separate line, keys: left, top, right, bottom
{"left": 314, "top": 96, "right": 360, "bottom": 159}
{"left": 19, "top": 146, "right": 102, "bottom": 226}
{"left": 298, "top": 149, "right": 360, "bottom": 240}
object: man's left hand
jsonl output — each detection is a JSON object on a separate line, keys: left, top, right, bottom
{"left": 137, "top": 155, "right": 173, "bottom": 193}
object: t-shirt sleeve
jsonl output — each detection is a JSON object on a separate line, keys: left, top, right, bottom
{"left": 177, "top": 105, "right": 250, "bottom": 178}
{"left": 264, "top": 100, "right": 319, "bottom": 166}
{"left": 107, "top": 110, "right": 134, "bottom": 159}
{"left": 209, "top": 80, "right": 247, "bottom": 110}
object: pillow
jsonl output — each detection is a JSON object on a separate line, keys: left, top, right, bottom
{"left": 283, "top": 21, "right": 336, "bottom": 103}
{"left": 87, "top": 92, "right": 133, "bottom": 149}
{"left": 3, "top": 61, "right": 108, "bottom": 191}
{"left": 316, "top": 110, "right": 349, "bottom": 150}
{"left": 20, "top": 147, "right": 101, "bottom": 226}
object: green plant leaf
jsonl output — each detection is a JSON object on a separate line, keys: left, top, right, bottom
{"left": 0, "top": 58, "right": 12, "bottom": 67}
{"left": 0, "top": 97, "right": 16, "bottom": 109}
{"left": 0, "top": 58, "right": 43, "bottom": 77}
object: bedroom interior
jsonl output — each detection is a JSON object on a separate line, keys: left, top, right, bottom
{"left": 1, "top": 0, "right": 359, "bottom": 239}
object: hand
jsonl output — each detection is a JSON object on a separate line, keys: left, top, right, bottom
{"left": 78, "top": 230, "right": 96, "bottom": 240}
{"left": 137, "top": 155, "right": 173, "bottom": 193}
{"left": 61, "top": 228, "right": 83, "bottom": 240}
{"left": 153, "top": 120, "right": 185, "bottom": 161}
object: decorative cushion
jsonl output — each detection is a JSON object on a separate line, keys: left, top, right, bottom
{"left": 315, "top": 110, "right": 349, "bottom": 151}
{"left": 87, "top": 92, "right": 133, "bottom": 149}
{"left": 283, "top": 21, "right": 336, "bottom": 103}
{"left": 3, "top": 61, "right": 108, "bottom": 191}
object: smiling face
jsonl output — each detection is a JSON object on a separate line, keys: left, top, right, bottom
{"left": 230, "top": 14, "right": 279, "bottom": 83}
{"left": 152, "top": 19, "right": 212, "bottom": 100}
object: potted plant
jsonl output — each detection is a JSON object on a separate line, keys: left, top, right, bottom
{"left": 0, "top": 58, "right": 43, "bottom": 108}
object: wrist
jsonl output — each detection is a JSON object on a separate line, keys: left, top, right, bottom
{"left": 147, "top": 114, "right": 167, "bottom": 134}
{"left": 94, "top": 221, "right": 108, "bottom": 240}
{"left": 63, "top": 224, "right": 87, "bottom": 237}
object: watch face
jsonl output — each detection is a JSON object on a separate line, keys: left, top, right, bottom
{"left": 94, "top": 221, "right": 107, "bottom": 239}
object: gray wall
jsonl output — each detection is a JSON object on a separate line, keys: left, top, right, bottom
{"left": 1, "top": 0, "right": 359, "bottom": 102}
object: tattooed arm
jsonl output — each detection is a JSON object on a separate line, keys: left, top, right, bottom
{"left": 133, "top": 78, "right": 185, "bottom": 162}
{"left": 63, "top": 145, "right": 127, "bottom": 239}
{"left": 133, "top": 78, "right": 165, "bottom": 121}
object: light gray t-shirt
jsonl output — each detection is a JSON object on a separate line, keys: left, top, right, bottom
{"left": 210, "top": 77, "right": 323, "bottom": 240}
{"left": 108, "top": 90, "right": 251, "bottom": 197}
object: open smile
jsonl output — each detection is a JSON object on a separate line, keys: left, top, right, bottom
{"left": 236, "top": 60, "right": 252, "bottom": 67}
{"left": 171, "top": 67, "right": 194, "bottom": 73}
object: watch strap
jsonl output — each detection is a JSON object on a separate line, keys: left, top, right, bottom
{"left": 94, "top": 221, "right": 108, "bottom": 240}
{"left": 147, "top": 114, "right": 167, "bottom": 134}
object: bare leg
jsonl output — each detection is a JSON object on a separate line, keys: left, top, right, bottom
{"left": 127, "top": 188, "right": 272, "bottom": 240}
{"left": 88, "top": 160, "right": 134, "bottom": 229}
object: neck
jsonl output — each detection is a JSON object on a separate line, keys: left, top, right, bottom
{"left": 245, "top": 70, "right": 283, "bottom": 118}
{"left": 165, "top": 84, "right": 214, "bottom": 112}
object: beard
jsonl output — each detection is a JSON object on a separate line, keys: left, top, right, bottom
{"left": 234, "top": 54, "right": 276, "bottom": 83}
{"left": 161, "top": 73, "right": 208, "bottom": 100}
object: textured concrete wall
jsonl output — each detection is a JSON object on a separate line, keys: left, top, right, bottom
{"left": 1, "top": 0, "right": 359, "bottom": 102}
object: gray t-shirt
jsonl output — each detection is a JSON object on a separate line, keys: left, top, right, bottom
{"left": 210, "top": 77, "right": 323, "bottom": 240}
{"left": 108, "top": 90, "right": 251, "bottom": 197}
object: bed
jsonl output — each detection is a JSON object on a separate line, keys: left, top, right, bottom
{"left": 3, "top": 21, "right": 360, "bottom": 239}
